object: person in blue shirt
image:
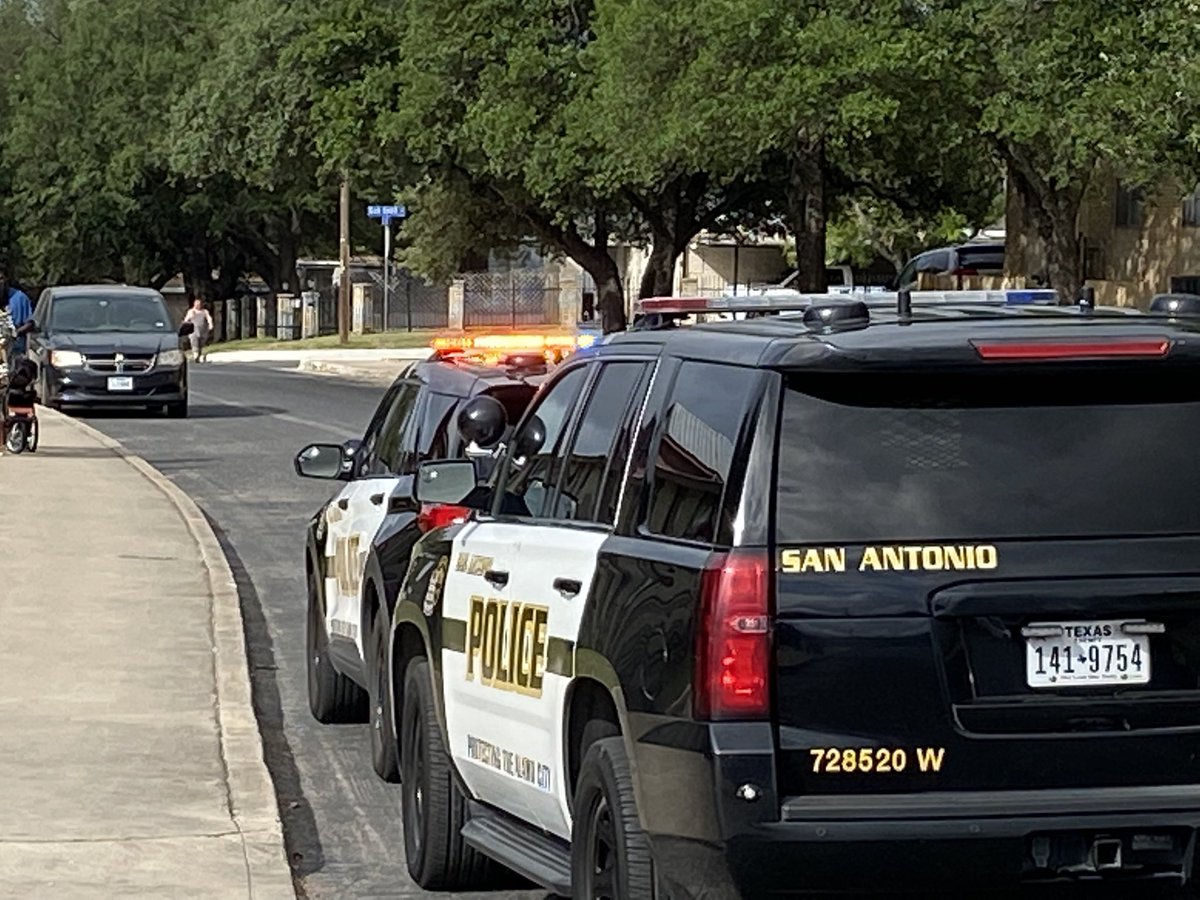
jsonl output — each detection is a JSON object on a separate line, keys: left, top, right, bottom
{"left": 0, "top": 267, "right": 33, "bottom": 372}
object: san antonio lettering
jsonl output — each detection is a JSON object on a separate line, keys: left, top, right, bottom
{"left": 466, "top": 596, "right": 549, "bottom": 697}
{"left": 780, "top": 544, "right": 999, "bottom": 574}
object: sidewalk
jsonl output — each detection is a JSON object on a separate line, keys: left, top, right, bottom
{"left": 0, "top": 413, "right": 293, "bottom": 899}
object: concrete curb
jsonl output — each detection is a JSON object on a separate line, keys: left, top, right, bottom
{"left": 294, "top": 358, "right": 411, "bottom": 382}
{"left": 208, "top": 348, "right": 430, "bottom": 363}
{"left": 45, "top": 409, "right": 295, "bottom": 900}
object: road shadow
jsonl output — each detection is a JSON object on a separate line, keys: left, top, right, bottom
{"left": 188, "top": 404, "right": 287, "bottom": 419}
{"left": 69, "top": 405, "right": 286, "bottom": 421}
{"left": 204, "top": 513, "right": 325, "bottom": 889}
{"left": 11, "top": 446, "right": 118, "bottom": 460}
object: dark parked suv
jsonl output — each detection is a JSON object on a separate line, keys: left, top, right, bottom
{"left": 26, "top": 285, "right": 192, "bottom": 416}
{"left": 389, "top": 290, "right": 1200, "bottom": 897}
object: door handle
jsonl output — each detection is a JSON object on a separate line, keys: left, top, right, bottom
{"left": 554, "top": 577, "right": 582, "bottom": 597}
{"left": 484, "top": 570, "right": 509, "bottom": 588}
{"left": 369, "top": 492, "right": 385, "bottom": 506}
{"left": 337, "top": 498, "right": 349, "bottom": 511}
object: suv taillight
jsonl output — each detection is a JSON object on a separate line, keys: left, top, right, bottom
{"left": 694, "top": 549, "right": 772, "bottom": 720}
{"left": 417, "top": 503, "right": 470, "bottom": 533}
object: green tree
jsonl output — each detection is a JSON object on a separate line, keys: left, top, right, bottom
{"left": 929, "top": 0, "right": 1200, "bottom": 302}
{"left": 581, "top": 0, "right": 999, "bottom": 295}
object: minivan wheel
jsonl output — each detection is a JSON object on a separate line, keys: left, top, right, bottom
{"left": 571, "top": 737, "right": 656, "bottom": 900}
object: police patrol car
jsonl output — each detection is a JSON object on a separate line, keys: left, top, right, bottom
{"left": 384, "top": 287, "right": 1200, "bottom": 897}
{"left": 293, "top": 333, "right": 590, "bottom": 780}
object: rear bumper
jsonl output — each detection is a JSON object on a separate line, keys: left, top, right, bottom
{"left": 45, "top": 365, "right": 186, "bottom": 408}
{"left": 656, "top": 794, "right": 1200, "bottom": 896}
{"left": 641, "top": 721, "right": 1200, "bottom": 896}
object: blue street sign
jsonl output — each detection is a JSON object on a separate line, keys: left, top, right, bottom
{"left": 368, "top": 204, "right": 407, "bottom": 223}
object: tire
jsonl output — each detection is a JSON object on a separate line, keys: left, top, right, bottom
{"left": 368, "top": 608, "right": 400, "bottom": 782}
{"left": 27, "top": 419, "right": 37, "bottom": 453}
{"left": 571, "top": 736, "right": 656, "bottom": 900}
{"left": 306, "top": 572, "right": 367, "bottom": 723}
{"left": 5, "top": 421, "right": 28, "bottom": 454}
{"left": 400, "top": 658, "right": 496, "bottom": 890}
{"left": 166, "top": 401, "right": 188, "bottom": 419}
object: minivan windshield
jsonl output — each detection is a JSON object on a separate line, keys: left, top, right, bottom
{"left": 49, "top": 295, "right": 172, "bottom": 333}
{"left": 776, "top": 369, "right": 1200, "bottom": 543}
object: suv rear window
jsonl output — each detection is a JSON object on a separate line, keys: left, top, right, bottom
{"left": 775, "top": 370, "right": 1200, "bottom": 543}
{"left": 956, "top": 245, "right": 1005, "bottom": 271}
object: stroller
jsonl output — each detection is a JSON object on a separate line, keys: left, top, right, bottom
{"left": 0, "top": 356, "right": 39, "bottom": 456}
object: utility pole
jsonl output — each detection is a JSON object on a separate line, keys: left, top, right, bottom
{"left": 338, "top": 177, "right": 351, "bottom": 344}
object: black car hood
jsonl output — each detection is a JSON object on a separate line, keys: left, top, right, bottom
{"left": 46, "top": 332, "right": 177, "bottom": 354}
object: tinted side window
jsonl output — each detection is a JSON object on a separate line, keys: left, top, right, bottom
{"left": 499, "top": 366, "right": 589, "bottom": 517}
{"left": 645, "top": 362, "right": 760, "bottom": 544}
{"left": 419, "top": 392, "right": 460, "bottom": 461}
{"left": 553, "top": 362, "right": 651, "bottom": 524}
{"left": 358, "top": 383, "right": 402, "bottom": 472}
{"left": 369, "top": 382, "right": 420, "bottom": 475}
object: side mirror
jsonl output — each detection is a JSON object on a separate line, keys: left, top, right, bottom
{"left": 295, "top": 443, "right": 348, "bottom": 480}
{"left": 457, "top": 395, "right": 508, "bottom": 448}
{"left": 179, "top": 321, "right": 195, "bottom": 337}
{"left": 514, "top": 416, "right": 546, "bottom": 459}
{"left": 415, "top": 459, "right": 479, "bottom": 505}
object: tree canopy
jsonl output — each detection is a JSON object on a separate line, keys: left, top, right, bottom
{"left": 0, "top": 0, "right": 1195, "bottom": 321}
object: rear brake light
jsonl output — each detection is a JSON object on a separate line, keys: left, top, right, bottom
{"left": 973, "top": 338, "right": 1171, "bottom": 361}
{"left": 694, "top": 550, "right": 772, "bottom": 720}
{"left": 952, "top": 267, "right": 979, "bottom": 277}
{"left": 417, "top": 503, "right": 470, "bottom": 532}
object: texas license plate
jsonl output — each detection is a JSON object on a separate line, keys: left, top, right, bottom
{"left": 1025, "top": 620, "right": 1151, "bottom": 688}
{"left": 107, "top": 376, "right": 134, "bottom": 392}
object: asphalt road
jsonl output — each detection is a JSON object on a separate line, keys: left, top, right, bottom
{"left": 82, "top": 362, "right": 543, "bottom": 900}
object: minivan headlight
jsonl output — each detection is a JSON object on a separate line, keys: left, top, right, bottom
{"left": 50, "top": 350, "right": 84, "bottom": 368}
{"left": 157, "top": 349, "right": 186, "bottom": 367}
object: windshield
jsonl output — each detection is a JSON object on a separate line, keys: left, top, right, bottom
{"left": 50, "top": 295, "right": 172, "bottom": 333}
{"left": 776, "top": 369, "right": 1200, "bottom": 543}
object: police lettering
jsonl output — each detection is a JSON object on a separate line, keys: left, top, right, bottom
{"left": 780, "top": 545, "right": 999, "bottom": 574}
{"left": 466, "top": 596, "right": 549, "bottom": 697}
{"left": 456, "top": 553, "right": 495, "bottom": 576}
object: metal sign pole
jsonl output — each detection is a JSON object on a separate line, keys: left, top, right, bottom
{"left": 383, "top": 216, "right": 392, "bottom": 331}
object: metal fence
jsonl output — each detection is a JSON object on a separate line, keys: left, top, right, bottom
{"left": 367, "top": 269, "right": 450, "bottom": 331}
{"left": 463, "top": 270, "right": 560, "bottom": 328}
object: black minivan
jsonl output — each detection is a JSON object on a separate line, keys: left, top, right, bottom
{"left": 25, "top": 285, "right": 193, "bottom": 417}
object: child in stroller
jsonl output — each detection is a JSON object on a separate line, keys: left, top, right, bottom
{"left": 2, "top": 358, "right": 39, "bottom": 454}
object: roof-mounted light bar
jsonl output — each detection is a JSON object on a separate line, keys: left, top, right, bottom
{"left": 635, "top": 288, "right": 1058, "bottom": 316}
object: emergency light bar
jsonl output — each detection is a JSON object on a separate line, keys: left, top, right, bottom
{"left": 636, "top": 289, "right": 1058, "bottom": 316}
{"left": 431, "top": 332, "right": 596, "bottom": 353}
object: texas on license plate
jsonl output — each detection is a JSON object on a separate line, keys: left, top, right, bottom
{"left": 107, "top": 376, "right": 134, "bottom": 392}
{"left": 1025, "top": 620, "right": 1150, "bottom": 688}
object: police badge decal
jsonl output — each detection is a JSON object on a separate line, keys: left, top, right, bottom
{"left": 423, "top": 556, "right": 449, "bottom": 616}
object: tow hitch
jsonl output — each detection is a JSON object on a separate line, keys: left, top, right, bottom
{"left": 1026, "top": 830, "right": 1190, "bottom": 883}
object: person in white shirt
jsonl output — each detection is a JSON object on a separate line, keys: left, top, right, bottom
{"left": 183, "top": 298, "right": 214, "bottom": 362}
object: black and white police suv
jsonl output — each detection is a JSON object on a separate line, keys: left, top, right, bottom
{"left": 385, "top": 288, "right": 1200, "bottom": 898}
{"left": 293, "top": 340, "right": 565, "bottom": 779}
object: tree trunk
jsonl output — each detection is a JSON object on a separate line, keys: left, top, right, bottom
{"left": 1000, "top": 144, "right": 1089, "bottom": 304}
{"left": 638, "top": 232, "right": 678, "bottom": 299}
{"left": 787, "top": 137, "right": 827, "bottom": 293}
{"left": 1037, "top": 201, "right": 1083, "bottom": 305}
